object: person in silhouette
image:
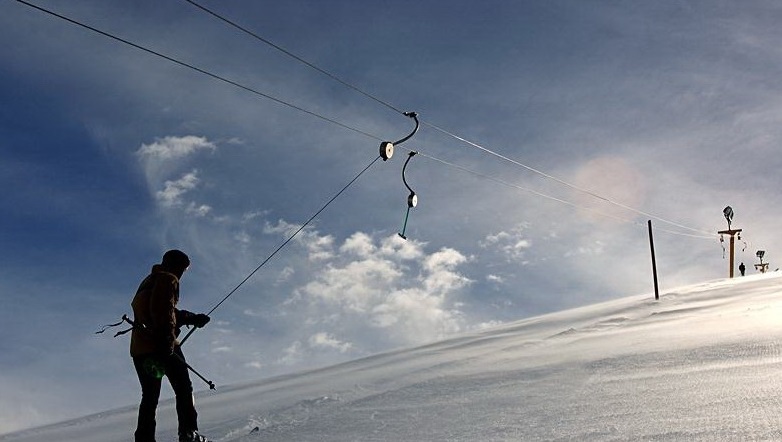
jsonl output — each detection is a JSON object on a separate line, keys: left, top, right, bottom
{"left": 739, "top": 262, "right": 746, "bottom": 276}
{"left": 130, "top": 250, "right": 211, "bottom": 442}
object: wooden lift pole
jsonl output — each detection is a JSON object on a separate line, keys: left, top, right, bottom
{"left": 718, "top": 228, "right": 743, "bottom": 278}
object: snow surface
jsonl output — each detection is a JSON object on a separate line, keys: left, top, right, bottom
{"left": 4, "top": 273, "right": 782, "bottom": 441}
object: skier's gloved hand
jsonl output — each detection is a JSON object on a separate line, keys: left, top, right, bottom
{"left": 191, "top": 313, "right": 210, "bottom": 328}
{"left": 176, "top": 309, "right": 210, "bottom": 328}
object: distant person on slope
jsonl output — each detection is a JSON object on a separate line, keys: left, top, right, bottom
{"left": 739, "top": 262, "right": 746, "bottom": 276}
{"left": 130, "top": 249, "right": 211, "bottom": 442}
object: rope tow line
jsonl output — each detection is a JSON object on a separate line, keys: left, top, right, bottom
{"left": 181, "top": 0, "right": 407, "bottom": 116}
{"left": 179, "top": 153, "right": 383, "bottom": 346}
{"left": 18, "top": 0, "right": 716, "bottom": 242}
{"left": 13, "top": 0, "right": 381, "bottom": 142}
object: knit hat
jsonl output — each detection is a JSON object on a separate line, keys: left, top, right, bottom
{"left": 161, "top": 249, "right": 190, "bottom": 271}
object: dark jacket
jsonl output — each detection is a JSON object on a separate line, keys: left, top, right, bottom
{"left": 130, "top": 265, "right": 181, "bottom": 357}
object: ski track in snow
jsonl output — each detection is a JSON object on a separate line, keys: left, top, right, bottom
{"left": 4, "top": 274, "right": 782, "bottom": 441}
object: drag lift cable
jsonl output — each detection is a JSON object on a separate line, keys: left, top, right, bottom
{"left": 179, "top": 153, "right": 383, "bottom": 346}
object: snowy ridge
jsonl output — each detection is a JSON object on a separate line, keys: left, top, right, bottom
{"left": 4, "top": 273, "right": 782, "bottom": 441}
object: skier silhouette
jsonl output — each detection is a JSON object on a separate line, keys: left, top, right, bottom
{"left": 739, "top": 262, "right": 746, "bottom": 276}
{"left": 130, "top": 250, "right": 211, "bottom": 442}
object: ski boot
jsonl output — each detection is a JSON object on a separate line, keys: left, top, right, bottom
{"left": 179, "top": 430, "right": 210, "bottom": 442}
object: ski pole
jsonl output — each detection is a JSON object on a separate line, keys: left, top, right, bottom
{"left": 174, "top": 353, "right": 215, "bottom": 390}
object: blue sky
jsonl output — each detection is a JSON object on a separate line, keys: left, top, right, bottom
{"left": 3, "top": 0, "right": 782, "bottom": 433}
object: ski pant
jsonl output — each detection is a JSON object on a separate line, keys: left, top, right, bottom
{"left": 133, "top": 346, "right": 198, "bottom": 442}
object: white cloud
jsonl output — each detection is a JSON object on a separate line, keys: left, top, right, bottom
{"left": 378, "top": 235, "right": 424, "bottom": 260}
{"left": 135, "top": 136, "right": 218, "bottom": 214}
{"left": 339, "top": 232, "right": 376, "bottom": 258}
{"left": 244, "top": 361, "right": 264, "bottom": 370}
{"left": 487, "top": 274, "right": 504, "bottom": 284}
{"left": 276, "top": 266, "right": 295, "bottom": 285}
{"left": 370, "top": 287, "right": 463, "bottom": 340}
{"left": 308, "top": 332, "right": 353, "bottom": 353}
{"left": 422, "top": 248, "right": 472, "bottom": 294}
{"left": 288, "top": 232, "right": 471, "bottom": 348}
{"left": 306, "top": 235, "right": 335, "bottom": 261}
{"left": 296, "top": 257, "right": 401, "bottom": 313}
{"left": 368, "top": 247, "right": 471, "bottom": 341}
{"left": 263, "top": 219, "right": 300, "bottom": 236}
{"left": 155, "top": 170, "right": 201, "bottom": 208}
{"left": 151, "top": 170, "right": 213, "bottom": 217}
{"left": 243, "top": 309, "right": 263, "bottom": 318}
{"left": 474, "top": 320, "right": 504, "bottom": 330}
{"left": 263, "top": 220, "right": 336, "bottom": 261}
{"left": 242, "top": 211, "right": 267, "bottom": 223}
{"left": 564, "top": 241, "right": 607, "bottom": 258}
{"left": 278, "top": 341, "right": 303, "bottom": 366}
{"left": 186, "top": 202, "right": 212, "bottom": 217}
{"left": 133, "top": 136, "right": 217, "bottom": 216}
{"left": 234, "top": 231, "right": 252, "bottom": 245}
{"left": 481, "top": 224, "right": 533, "bottom": 263}
{"left": 136, "top": 135, "right": 216, "bottom": 161}
{"left": 424, "top": 247, "right": 469, "bottom": 273}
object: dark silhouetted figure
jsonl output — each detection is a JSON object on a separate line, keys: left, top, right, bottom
{"left": 130, "top": 250, "right": 211, "bottom": 442}
{"left": 739, "top": 262, "right": 746, "bottom": 276}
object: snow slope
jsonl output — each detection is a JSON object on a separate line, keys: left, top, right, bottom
{"left": 4, "top": 273, "right": 782, "bottom": 441}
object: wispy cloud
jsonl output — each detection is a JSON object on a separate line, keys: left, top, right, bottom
{"left": 308, "top": 332, "right": 353, "bottom": 353}
{"left": 135, "top": 135, "right": 216, "bottom": 182}
{"left": 278, "top": 341, "right": 304, "bottom": 366}
{"left": 136, "top": 135, "right": 216, "bottom": 161}
{"left": 135, "top": 136, "right": 219, "bottom": 216}
{"left": 481, "top": 224, "right": 533, "bottom": 263}
{"left": 156, "top": 169, "right": 200, "bottom": 207}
